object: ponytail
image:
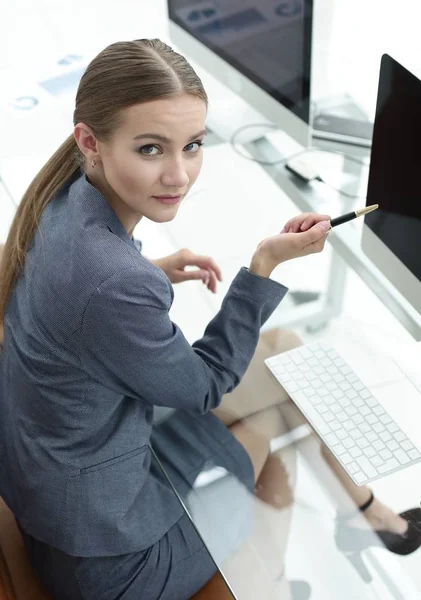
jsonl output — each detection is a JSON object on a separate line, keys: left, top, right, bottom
{"left": 0, "top": 134, "right": 80, "bottom": 329}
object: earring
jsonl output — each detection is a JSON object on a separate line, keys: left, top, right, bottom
{"left": 91, "top": 158, "right": 96, "bottom": 168}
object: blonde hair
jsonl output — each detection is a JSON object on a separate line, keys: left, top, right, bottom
{"left": 0, "top": 39, "right": 207, "bottom": 328}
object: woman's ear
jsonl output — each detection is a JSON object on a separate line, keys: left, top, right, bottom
{"left": 74, "top": 123, "right": 100, "bottom": 163}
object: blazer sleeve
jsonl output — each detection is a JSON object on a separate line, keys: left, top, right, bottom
{"left": 80, "top": 264, "right": 288, "bottom": 413}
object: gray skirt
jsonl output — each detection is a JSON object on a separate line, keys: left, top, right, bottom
{"left": 21, "top": 411, "right": 255, "bottom": 600}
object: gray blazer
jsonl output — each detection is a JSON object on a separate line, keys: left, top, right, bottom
{"left": 0, "top": 171, "right": 287, "bottom": 556}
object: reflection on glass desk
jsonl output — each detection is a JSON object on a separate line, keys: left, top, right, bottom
{"left": 150, "top": 322, "right": 421, "bottom": 600}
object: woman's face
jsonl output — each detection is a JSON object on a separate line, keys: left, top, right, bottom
{"left": 89, "top": 94, "right": 207, "bottom": 232}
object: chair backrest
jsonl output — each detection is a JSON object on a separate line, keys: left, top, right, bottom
{"left": 0, "top": 498, "right": 51, "bottom": 600}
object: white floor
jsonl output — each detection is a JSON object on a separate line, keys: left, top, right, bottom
{"left": 1, "top": 1, "right": 421, "bottom": 598}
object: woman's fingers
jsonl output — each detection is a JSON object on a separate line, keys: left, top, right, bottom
{"left": 282, "top": 212, "right": 331, "bottom": 234}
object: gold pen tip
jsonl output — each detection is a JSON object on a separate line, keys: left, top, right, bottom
{"left": 356, "top": 204, "right": 379, "bottom": 217}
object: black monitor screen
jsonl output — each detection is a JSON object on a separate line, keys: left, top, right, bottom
{"left": 365, "top": 54, "right": 421, "bottom": 282}
{"left": 168, "top": 0, "right": 313, "bottom": 123}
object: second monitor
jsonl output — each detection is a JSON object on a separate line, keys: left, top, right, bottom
{"left": 362, "top": 54, "right": 421, "bottom": 317}
{"left": 167, "top": 0, "right": 313, "bottom": 147}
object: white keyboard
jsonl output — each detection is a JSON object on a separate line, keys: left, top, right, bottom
{"left": 265, "top": 342, "right": 421, "bottom": 485}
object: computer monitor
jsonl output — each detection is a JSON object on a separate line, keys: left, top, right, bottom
{"left": 167, "top": 0, "right": 313, "bottom": 147}
{"left": 362, "top": 54, "right": 421, "bottom": 315}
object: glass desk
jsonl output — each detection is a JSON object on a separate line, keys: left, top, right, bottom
{"left": 150, "top": 239, "right": 421, "bottom": 600}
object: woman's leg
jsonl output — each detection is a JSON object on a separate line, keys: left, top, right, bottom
{"left": 227, "top": 405, "right": 296, "bottom": 596}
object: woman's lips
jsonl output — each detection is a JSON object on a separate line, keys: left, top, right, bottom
{"left": 153, "top": 195, "right": 181, "bottom": 205}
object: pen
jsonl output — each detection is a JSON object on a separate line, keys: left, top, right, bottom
{"left": 330, "top": 204, "right": 379, "bottom": 228}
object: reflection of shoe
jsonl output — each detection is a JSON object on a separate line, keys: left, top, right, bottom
{"left": 335, "top": 491, "right": 421, "bottom": 582}
{"left": 290, "top": 580, "right": 311, "bottom": 600}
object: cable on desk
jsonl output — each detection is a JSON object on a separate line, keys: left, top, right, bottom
{"left": 229, "top": 123, "right": 369, "bottom": 199}
{"left": 314, "top": 175, "right": 367, "bottom": 200}
{"left": 229, "top": 122, "right": 370, "bottom": 167}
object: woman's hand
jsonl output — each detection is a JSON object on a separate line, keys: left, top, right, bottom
{"left": 250, "top": 212, "right": 331, "bottom": 278}
{"left": 152, "top": 249, "right": 223, "bottom": 293}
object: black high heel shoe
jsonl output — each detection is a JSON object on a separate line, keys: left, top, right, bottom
{"left": 335, "top": 491, "right": 421, "bottom": 582}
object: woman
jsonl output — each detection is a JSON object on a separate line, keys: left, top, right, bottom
{"left": 0, "top": 39, "right": 419, "bottom": 600}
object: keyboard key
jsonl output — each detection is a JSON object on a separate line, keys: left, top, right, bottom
{"left": 387, "top": 440, "right": 399, "bottom": 452}
{"left": 401, "top": 440, "right": 414, "bottom": 452}
{"left": 324, "top": 411, "right": 335, "bottom": 423}
{"left": 380, "top": 414, "right": 393, "bottom": 425}
{"left": 356, "top": 438, "right": 370, "bottom": 449}
{"left": 358, "top": 422, "right": 370, "bottom": 433}
{"left": 350, "top": 447, "right": 362, "bottom": 459}
{"left": 353, "top": 471, "right": 367, "bottom": 484}
{"left": 395, "top": 449, "right": 410, "bottom": 464}
{"left": 357, "top": 456, "right": 378, "bottom": 479}
{"left": 332, "top": 444, "right": 346, "bottom": 456}
{"left": 373, "top": 440, "right": 385, "bottom": 451}
{"left": 339, "top": 381, "right": 352, "bottom": 392}
{"left": 387, "top": 422, "right": 400, "bottom": 434}
{"left": 371, "top": 455, "right": 383, "bottom": 468}
{"left": 373, "top": 423, "right": 385, "bottom": 434}
{"left": 338, "top": 397, "right": 351, "bottom": 409}
{"left": 366, "top": 431, "right": 377, "bottom": 443}
{"left": 326, "top": 381, "right": 338, "bottom": 391}
{"left": 324, "top": 433, "right": 339, "bottom": 446}
{"left": 380, "top": 449, "right": 393, "bottom": 460}
{"left": 409, "top": 448, "right": 421, "bottom": 460}
{"left": 379, "top": 432, "right": 392, "bottom": 443}
{"left": 292, "top": 354, "right": 304, "bottom": 365}
{"left": 341, "top": 452, "right": 353, "bottom": 464}
{"left": 378, "top": 458, "right": 399, "bottom": 474}
{"left": 364, "top": 447, "right": 377, "bottom": 459}
{"left": 352, "top": 415, "right": 365, "bottom": 426}
{"left": 348, "top": 462, "right": 360, "bottom": 474}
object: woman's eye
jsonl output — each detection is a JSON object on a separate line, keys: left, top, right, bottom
{"left": 184, "top": 141, "right": 204, "bottom": 153}
{"left": 139, "top": 145, "right": 160, "bottom": 156}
